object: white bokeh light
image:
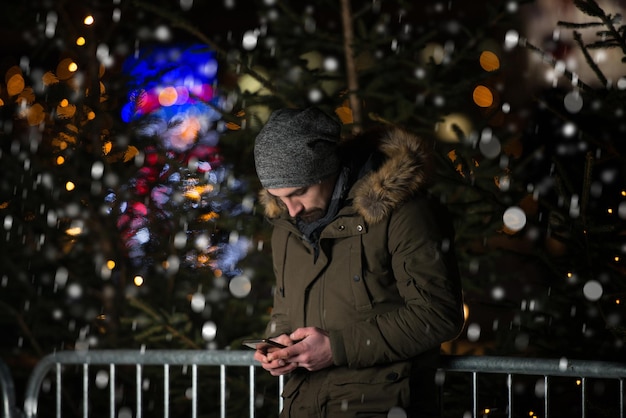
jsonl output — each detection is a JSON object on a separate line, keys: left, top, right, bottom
{"left": 491, "top": 286, "right": 505, "bottom": 300}
{"left": 583, "top": 280, "right": 603, "bottom": 301}
{"left": 503, "top": 206, "right": 526, "bottom": 232}
{"left": 202, "top": 321, "right": 217, "bottom": 341}
{"left": 504, "top": 30, "right": 519, "bottom": 50}
{"left": 479, "top": 129, "right": 501, "bottom": 159}
{"left": 95, "top": 370, "right": 109, "bottom": 389}
{"left": 618, "top": 201, "right": 626, "bottom": 219}
{"left": 190, "top": 292, "right": 206, "bottom": 312}
{"left": 242, "top": 30, "right": 259, "bottom": 50}
{"left": 467, "top": 323, "right": 481, "bottom": 342}
{"left": 67, "top": 283, "right": 83, "bottom": 299}
{"left": 562, "top": 122, "right": 577, "bottom": 137}
{"left": 229, "top": 274, "right": 252, "bottom": 298}
{"left": 564, "top": 91, "right": 584, "bottom": 113}
{"left": 323, "top": 56, "right": 339, "bottom": 72}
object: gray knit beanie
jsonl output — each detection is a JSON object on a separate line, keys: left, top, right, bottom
{"left": 254, "top": 107, "right": 341, "bottom": 189}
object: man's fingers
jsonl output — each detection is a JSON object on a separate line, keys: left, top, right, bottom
{"left": 267, "top": 347, "right": 292, "bottom": 362}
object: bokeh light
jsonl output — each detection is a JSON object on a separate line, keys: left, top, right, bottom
{"left": 479, "top": 51, "right": 500, "bottom": 72}
{"left": 435, "top": 113, "right": 472, "bottom": 142}
{"left": 229, "top": 274, "right": 251, "bottom": 298}
{"left": 503, "top": 206, "right": 526, "bottom": 232}
{"left": 583, "top": 280, "right": 603, "bottom": 301}
{"left": 133, "top": 276, "right": 144, "bottom": 286}
{"left": 201, "top": 321, "right": 217, "bottom": 341}
{"left": 473, "top": 85, "right": 494, "bottom": 107}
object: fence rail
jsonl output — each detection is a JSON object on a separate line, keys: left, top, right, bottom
{"left": 2, "top": 350, "right": 625, "bottom": 418}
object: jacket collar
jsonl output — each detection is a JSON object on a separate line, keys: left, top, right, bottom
{"left": 259, "top": 127, "right": 431, "bottom": 225}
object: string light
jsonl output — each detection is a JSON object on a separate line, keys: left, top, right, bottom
{"left": 133, "top": 275, "right": 144, "bottom": 286}
{"left": 66, "top": 226, "right": 82, "bottom": 236}
{"left": 473, "top": 85, "right": 494, "bottom": 107}
{"left": 84, "top": 15, "right": 94, "bottom": 25}
{"left": 65, "top": 181, "right": 75, "bottom": 191}
{"left": 479, "top": 51, "right": 500, "bottom": 72}
{"left": 76, "top": 37, "right": 86, "bottom": 46}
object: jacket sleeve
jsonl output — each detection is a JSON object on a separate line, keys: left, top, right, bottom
{"left": 264, "top": 227, "right": 294, "bottom": 339}
{"left": 330, "top": 196, "right": 465, "bottom": 368}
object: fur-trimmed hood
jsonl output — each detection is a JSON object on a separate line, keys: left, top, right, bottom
{"left": 259, "top": 127, "right": 432, "bottom": 224}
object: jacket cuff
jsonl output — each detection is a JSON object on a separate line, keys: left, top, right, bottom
{"left": 329, "top": 329, "right": 348, "bottom": 366}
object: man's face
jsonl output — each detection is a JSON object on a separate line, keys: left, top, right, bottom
{"left": 267, "top": 176, "right": 336, "bottom": 223}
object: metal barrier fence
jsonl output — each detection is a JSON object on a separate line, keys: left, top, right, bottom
{"left": 6, "top": 350, "right": 626, "bottom": 418}
{"left": 1, "top": 357, "right": 20, "bottom": 418}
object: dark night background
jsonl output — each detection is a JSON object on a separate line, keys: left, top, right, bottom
{"left": 0, "top": 0, "right": 625, "bottom": 416}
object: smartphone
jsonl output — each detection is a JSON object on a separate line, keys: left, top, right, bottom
{"left": 241, "top": 338, "right": 286, "bottom": 350}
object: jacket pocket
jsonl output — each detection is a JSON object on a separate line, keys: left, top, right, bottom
{"left": 329, "top": 365, "right": 411, "bottom": 414}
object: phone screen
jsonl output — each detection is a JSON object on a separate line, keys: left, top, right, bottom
{"left": 242, "top": 338, "right": 286, "bottom": 350}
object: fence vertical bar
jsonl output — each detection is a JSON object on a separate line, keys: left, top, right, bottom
{"left": 472, "top": 371, "right": 477, "bottom": 418}
{"left": 56, "top": 363, "right": 62, "bottom": 418}
{"left": 581, "top": 377, "right": 586, "bottom": 418}
{"left": 136, "top": 364, "right": 142, "bottom": 418}
{"left": 220, "top": 364, "right": 226, "bottom": 418}
{"left": 163, "top": 364, "right": 169, "bottom": 418}
{"left": 1, "top": 358, "right": 17, "bottom": 418}
{"left": 543, "top": 375, "right": 550, "bottom": 418}
{"left": 249, "top": 365, "right": 255, "bottom": 418}
{"left": 83, "top": 363, "right": 89, "bottom": 418}
{"left": 192, "top": 364, "right": 198, "bottom": 418}
{"left": 506, "top": 374, "right": 512, "bottom": 418}
{"left": 619, "top": 379, "right": 626, "bottom": 418}
{"left": 109, "top": 364, "right": 115, "bottom": 418}
{"left": 279, "top": 375, "right": 284, "bottom": 414}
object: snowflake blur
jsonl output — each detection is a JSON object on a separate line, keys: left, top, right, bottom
{"left": 111, "top": 45, "right": 249, "bottom": 277}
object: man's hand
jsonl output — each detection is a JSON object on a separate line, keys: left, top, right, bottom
{"left": 267, "top": 327, "right": 333, "bottom": 373}
{"left": 252, "top": 334, "right": 298, "bottom": 376}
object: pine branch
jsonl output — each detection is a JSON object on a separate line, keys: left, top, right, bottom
{"left": 574, "top": 0, "right": 605, "bottom": 18}
{"left": 572, "top": 0, "right": 626, "bottom": 55}
{"left": 127, "top": 297, "right": 200, "bottom": 349}
{"left": 573, "top": 30, "right": 608, "bottom": 86}
{"left": 557, "top": 21, "right": 604, "bottom": 29}
{"left": 523, "top": 40, "right": 594, "bottom": 92}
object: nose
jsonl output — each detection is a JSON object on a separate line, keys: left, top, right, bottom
{"left": 283, "top": 198, "right": 303, "bottom": 217}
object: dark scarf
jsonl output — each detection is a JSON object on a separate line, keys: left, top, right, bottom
{"left": 296, "top": 167, "right": 350, "bottom": 259}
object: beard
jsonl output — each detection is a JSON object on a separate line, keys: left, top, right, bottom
{"left": 297, "top": 208, "right": 326, "bottom": 224}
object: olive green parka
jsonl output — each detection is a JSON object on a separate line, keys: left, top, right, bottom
{"left": 260, "top": 127, "right": 464, "bottom": 416}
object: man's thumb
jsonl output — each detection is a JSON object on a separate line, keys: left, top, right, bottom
{"left": 289, "top": 327, "right": 306, "bottom": 341}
